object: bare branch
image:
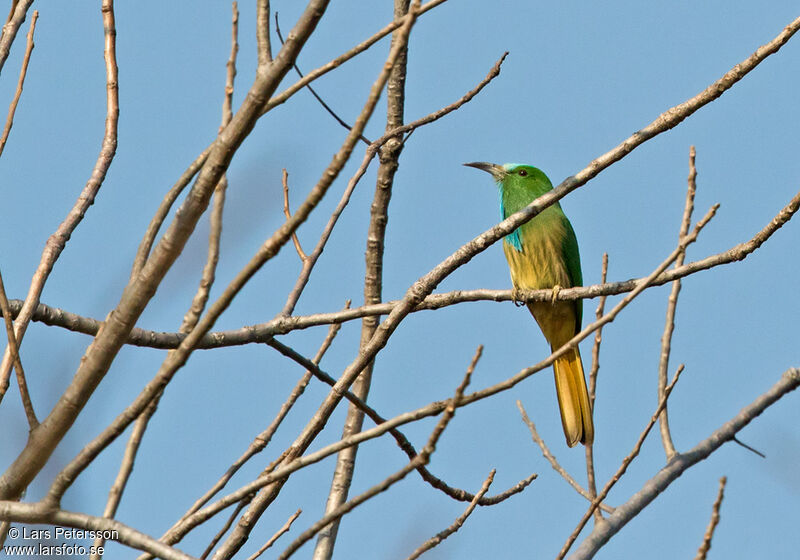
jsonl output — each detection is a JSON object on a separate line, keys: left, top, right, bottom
{"left": 517, "top": 401, "right": 613, "bottom": 513}
{"left": 694, "top": 476, "right": 727, "bottom": 560}
{"left": 404, "top": 469, "right": 495, "bottom": 560}
{"left": 0, "top": 9, "right": 37, "bottom": 159}
{"left": 658, "top": 145, "right": 698, "bottom": 460}
{"left": 256, "top": 0, "right": 271, "bottom": 66}
{"left": 211, "top": 9, "right": 426, "bottom": 555}
{"left": 569, "top": 369, "right": 800, "bottom": 560}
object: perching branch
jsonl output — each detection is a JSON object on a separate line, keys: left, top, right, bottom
{"left": 13, "top": 180, "right": 795, "bottom": 355}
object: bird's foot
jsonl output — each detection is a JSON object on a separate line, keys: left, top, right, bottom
{"left": 550, "top": 284, "right": 562, "bottom": 305}
{"left": 511, "top": 287, "right": 526, "bottom": 307}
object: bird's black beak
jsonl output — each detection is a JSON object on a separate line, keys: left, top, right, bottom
{"left": 463, "top": 161, "right": 505, "bottom": 181}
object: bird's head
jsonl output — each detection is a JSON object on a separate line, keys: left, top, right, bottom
{"left": 464, "top": 162, "right": 553, "bottom": 197}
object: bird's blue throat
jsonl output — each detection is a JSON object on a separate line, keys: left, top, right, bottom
{"left": 498, "top": 190, "right": 523, "bottom": 252}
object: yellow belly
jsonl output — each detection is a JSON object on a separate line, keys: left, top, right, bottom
{"left": 503, "top": 234, "right": 576, "bottom": 346}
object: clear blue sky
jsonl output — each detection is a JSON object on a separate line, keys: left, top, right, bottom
{"left": 1, "top": 2, "right": 798, "bottom": 559}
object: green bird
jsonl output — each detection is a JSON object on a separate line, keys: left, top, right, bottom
{"left": 465, "top": 162, "right": 593, "bottom": 447}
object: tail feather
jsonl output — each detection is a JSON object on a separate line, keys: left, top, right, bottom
{"left": 552, "top": 347, "right": 594, "bottom": 447}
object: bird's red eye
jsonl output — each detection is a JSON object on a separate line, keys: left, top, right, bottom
{"left": 518, "top": 169, "right": 527, "bottom": 176}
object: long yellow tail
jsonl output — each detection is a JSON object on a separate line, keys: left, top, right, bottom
{"left": 552, "top": 347, "right": 594, "bottom": 447}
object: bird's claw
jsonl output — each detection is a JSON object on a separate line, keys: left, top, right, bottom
{"left": 511, "top": 287, "right": 526, "bottom": 307}
{"left": 551, "top": 285, "right": 562, "bottom": 305}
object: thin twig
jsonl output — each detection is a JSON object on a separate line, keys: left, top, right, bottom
{"left": 282, "top": 169, "right": 307, "bottom": 260}
{"left": 585, "top": 252, "right": 608, "bottom": 520}
{"left": 275, "top": 12, "right": 370, "bottom": 145}
{"left": 180, "top": 0, "right": 237, "bottom": 333}
{"left": 404, "top": 469, "right": 495, "bottom": 560}
{"left": 658, "top": 146, "right": 697, "bottom": 460}
{"left": 517, "top": 402, "right": 613, "bottom": 513}
{"left": 0, "top": 9, "right": 37, "bottom": 159}
{"left": 200, "top": 501, "right": 248, "bottom": 559}
{"left": 570, "top": 370, "right": 799, "bottom": 560}
{"left": 694, "top": 476, "right": 727, "bottom": 560}
{"left": 246, "top": 509, "right": 301, "bottom": 560}
{"left": 558, "top": 364, "right": 686, "bottom": 560}
{"left": 276, "top": 338, "right": 476, "bottom": 560}
{"left": 0, "top": 268, "right": 36, "bottom": 428}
